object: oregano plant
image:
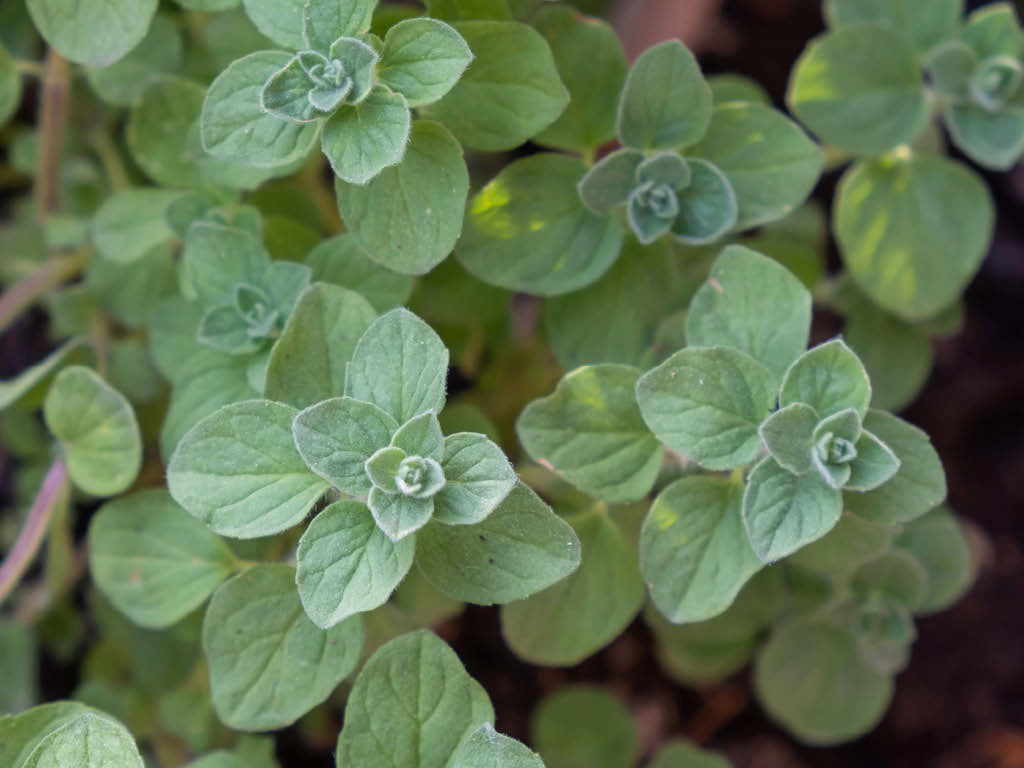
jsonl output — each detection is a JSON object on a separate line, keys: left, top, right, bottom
{"left": 0, "top": 0, "right": 998, "bottom": 764}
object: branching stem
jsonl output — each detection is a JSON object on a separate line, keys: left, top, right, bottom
{"left": 0, "top": 250, "right": 87, "bottom": 335}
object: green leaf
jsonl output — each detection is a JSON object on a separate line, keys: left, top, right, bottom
{"left": 577, "top": 148, "right": 643, "bottom": 214}
{"left": 457, "top": 153, "right": 623, "bottom": 295}
{"left": 88, "top": 489, "right": 236, "bottom": 629}
{"left": 532, "top": 6, "right": 626, "bottom": 152}
{"left": 961, "top": 2, "right": 1023, "bottom": 60}
{"left": 421, "top": 20, "right": 569, "bottom": 151}
{"left": 843, "top": 410, "right": 946, "bottom": 524}
{"left": 345, "top": 308, "right": 449, "bottom": 424}
{"left": 6, "top": 705, "right": 145, "bottom": 768}
{"left": 851, "top": 550, "right": 928, "bottom": 611}
{"left": 296, "top": 500, "right": 415, "bottom": 628}
{"left": 0, "top": 44, "right": 21, "bottom": 126}
{"left": 544, "top": 238, "right": 678, "bottom": 370}
{"left": 517, "top": 364, "right": 662, "bottom": 503}
{"left": 416, "top": 483, "right": 582, "bottom": 604}
{"left": 834, "top": 153, "right": 994, "bottom": 320}
{"left": 432, "top": 433, "right": 516, "bottom": 525}
{"left": 758, "top": 403, "right": 818, "bottom": 475}
{"left": 825, "top": 0, "right": 962, "bottom": 55}
{"left": 241, "top": 0, "right": 305, "bottom": 49}
{"left": 635, "top": 347, "right": 777, "bottom": 471}
{"left": 617, "top": 40, "right": 712, "bottom": 151}
{"left": 336, "top": 120, "right": 468, "bottom": 274}
{"left": 945, "top": 100, "right": 1024, "bottom": 171}
{"left": 531, "top": 686, "right": 636, "bottom": 768}
{"left": 378, "top": 18, "right": 473, "bottom": 106}
{"left": 259, "top": 55, "right": 322, "bottom": 123}
{"left": 44, "top": 366, "right": 141, "bottom": 497}
{"left": 303, "top": 0, "right": 375, "bottom": 53}
{"left": 895, "top": 506, "right": 974, "bottom": 614}
{"left": 369, "top": 485, "right": 436, "bottom": 540}
{"left": 92, "top": 188, "right": 180, "bottom": 265}
{"left": 180, "top": 222, "right": 270, "bottom": 306}
{"left": 686, "top": 245, "right": 812, "bottom": 379}
{"left": 292, "top": 396, "right": 399, "bottom": 495}
{"left": 264, "top": 282, "right": 377, "bottom": 408}
{"left": 688, "top": 102, "right": 823, "bottom": 231}
{"left": 649, "top": 741, "right": 731, "bottom": 768}
{"left": 425, "top": 0, "right": 513, "bottom": 20}
{"left": 452, "top": 725, "right": 544, "bottom": 768}
{"left": 846, "top": 430, "right": 901, "bottom": 491}
{"left": 85, "top": 15, "right": 182, "bottom": 107}
{"left": 0, "top": 338, "right": 91, "bottom": 411}
{"left": 167, "top": 400, "right": 329, "bottom": 538}
{"left": 200, "top": 51, "right": 320, "bottom": 167}
{"left": 707, "top": 73, "right": 771, "bottom": 105}
{"left": 27, "top": 0, "right": 156, "bottom": 67}
{"left": 0, "top": 622, "right": 36, "bottom": 714}
{"left": 787, "top": 24, "right": 927, "bottom": 155}
{"left": 203, "top": 563, "right": 363, "bottom": 730}
{"left": 336, "top": 630, "right": 494, "bottom": 768}
{"left": 642, "top": 475, "right": 762, "bottom": 624}
{"left": 755, "top": 618, "right": 892, "bottom": 745}
{"left": 789, "top": 511, "right": 895, "bottom": 575}
{"left": 779, "top": 339, "right": 871, "bottom": 420}
{"left": 127, "top": 76, "right": 206, "bottom": 187}
{"left": 742, "top": 457, "right": 843, "bottom": 562}
{"left": 365, "top": 446, "right": 406, "bottom": 492}
{"left": 501, "top": 505, "right": 643, "bottom": 665}
{"left": 322, "top": 86, "right": 411, "bottom": 184}
{"left": 306, "top": 234, "right": 414, "bottom": 311}
{"left": 667, "top": 159, "right": 737, "bottom": 245}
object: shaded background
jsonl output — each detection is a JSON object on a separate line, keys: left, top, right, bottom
{"left": 1, "top": 1, "right": 1022, "bottom": 767}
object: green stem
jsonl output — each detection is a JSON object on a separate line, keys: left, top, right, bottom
{"left": 0, "top": 459, "right": 70, "bottom": 605}
{"left": 90, "top": 130, "right": 130, "bottom": 190}
{"left": 34, "top": 49, "right": 70, "bottom": 220}
{"left": 0, "top": 251, "right": 88, "bottom": 335}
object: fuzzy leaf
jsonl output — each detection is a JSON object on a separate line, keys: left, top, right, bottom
{"left": 27, "top": 0, "right": 157, "bottom": 67}
{"left": 92, "top": 188, "right": 180, "bottom": 265}
{"left": 742, "top": 456, "right": 843, "bottom": 562}
{"left": 825, "top": 0, "right": 962, "bottom": 55}
{"left": 296, "top": 500, "right": 415, "bottom": 628}
{"left": 292, "top": 396, "right": 400, "bottom": 495}
{"left": 636, "top": 347, "right": 777, "bottom": 471}
{"left": 8, "top": 705, "right": 145, "bottom": 768}
{"left": 846, "top": 430, "right": 901, "bottom": 491}
{"left": 416, "top": 483, "right": 582, "bottom": 604}
{"left": 531, "top": 686, "right": 636, "bottom": 768}
{"left": 241, "top": 0, "right": 305, "bottom": 49}
{"left": 322, "top": 86, "right": 411, "bottom": 185}
{"left": 335, "top": 120, "right": 468, "bottom": 274}
{"left": 379, "top": 17, "right": 474, "bottom": 106}
{"left": 779, "top": 339, "right": 872, "bottom": 420}
{"left": 44, "top": 367, "right": 141, "bottom": 497}
{"left": 945, "top": 100, "right": 1024, "bottom": 171}
{"left": 576, "top": 148, "right": 643, "bottom": 214}
{"left": 167, "top": 400, "right": 328, "bottom": 538}
{"left": 669, "top": 159, "right": 737, "bottom": 244}
{"left": 452, "top": 725, "right": 545, "bottom": 768}
{"left": 458, "top": 153, "right": 624, "bottom": 295}
{"left": 617, "top": 40, "right": 712, "bottom": 151}
{"left": 336, "top": 630, "right": 494, "bottom": 768}
{"left": 345, "top": 308, "right": 449, "bottom": 424}
{"left": 517, "top": 364, "right": 662, "bottom": 503}
{"left": 759, "top": 403, "right": 818, "bottom": 475}
{"left": 368, "top": 489, "right": 435, "bottom": 540}
{"left": 432, "top": 433, "right": 516, "bottom": 525}
{"left": 203, "top": 564, "right": 363, "bottom": 730}
{"left": 303, "top": 0, "right": 375, "bottom": 53}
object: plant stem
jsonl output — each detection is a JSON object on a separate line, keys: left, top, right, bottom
{"left": 90, "top": 130, "right": 130, "bottom": 190}
{"left": 0, "top": 251, "right": 87, "bottom": 335}
{"left": 0, "top": 458, "right": 70, "bottom": 605}
{"left": 34, "top": 49, "right": 69, "bottom": 220}
{"left": 13, "top": 59, "right": 44, "bottom": 77}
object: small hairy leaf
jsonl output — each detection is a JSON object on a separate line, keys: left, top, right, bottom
{"left": 303, "top": 0, "right": 375, "bottom": 53}
{"left": 369, "top": 486, "right": 436, "bottom": 541}
{"left": 10, "top": 705, "right": 145, "bottom": 768}
{"left": 27, "top": 0, "right": 156, "bottom": 67}
{"left": 780, "top": 339, "right": 871, "bottom": 420}
{"left": 292, "top": 396, "right": 399, "bottom": 496}
{"left": 421, "top": 20, "right": 569, "bottom": 151}
{"left": 531, "top": 686, "right": 636, "bottom": 768}
{"left": 44, "top": 366, "right": 141, "bottom": 497}
{"left": 242, "top": 0, "right": 305, "bottom": 49}
{"left": 416, "top": 483, "right": 582, "bottom": 604}
{"left": 335, "top": 120, "right": 468, "bottom": 274}
{"left": 636, "top": 347, "right": 777, "bottom": 471}
{"left": 501, "top": 505, "right": 644, "bottom": 666}
{"left": 846, "top": 430, "right": 901, "bottom": 491}
{"left": 458, "top": 153, "right": 624, "bottom": 295}
{"left": 617, "top": 39, "right": 712, "bottom": 151}
{"left": 203, "top": 564, "right": 363, "bottom": 730}
{"left": 296, "top": 500, "right": 415, "bottom": 628}
{"left": 345, "top": 308, "right": 449, "bottom": 424}
{"left": 200, "top": 51, "right": 320, "bottom": 167}
{"left": 379, "top": 17, "right": 474, "bottom": 107}
{"left": 517, "top": 364, "right": 662, "bottom": 504}
{"left": 452, "top": 724, "right": 544, "bottom": 768}
{"left": 825, "top": 0, "right": 962, "bottom": 55}
{"left": 787, "top": 24, "right": 928, "bottom": 155}
{"left": 92, "top": 188, "right": 180, "bottom": 265}
{"left": 167, "top": 400, "right": 328, "bottom": 538}
{"left": 742, "top": 456, "right": 843, "bottom": 562}
{"left": 432, "top": 432, "right": 516, "bottom": 525}
{"left": 336, "top": 630, "right": 494, "bottom": 768}
{"left": 642, "top": 475, "right": 762, "bottom": 624}
{"left": 264, "top": 282, "right": 377, "bottom": 408}
{"left": 835, "top": 154, "right": 994, "bottom": 321}
{"left": 759, "top": 403, "right": 818, "bottom": 475}
{"left": 667, "top": 159, "right": 737, "bottom": 245}
{"left": 577, "top": 147, "right": 643, "bottom": 214}
{"left": 88, "top": 489, "right": 236, "bottom": 629}
{"left": 322, "top": 86, "right": 411, "bottom": 185}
